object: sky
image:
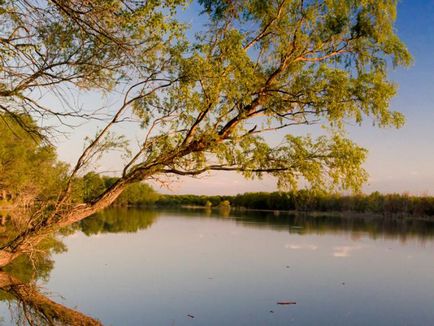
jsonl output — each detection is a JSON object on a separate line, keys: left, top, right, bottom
{"left": 56, "top": 0, "right": 434, "bottom": 196}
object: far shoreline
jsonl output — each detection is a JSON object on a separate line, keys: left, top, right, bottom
{"left": 111, "top": 204, "right": 434, "bottom": 222}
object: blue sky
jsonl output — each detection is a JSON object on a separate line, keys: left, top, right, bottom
{"left": 350, "top": 0, "right": 434, "bottom": 195}
{"left": 56, "top": 0, "right": 434, "bottom": 195}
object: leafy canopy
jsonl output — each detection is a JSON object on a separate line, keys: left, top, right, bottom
{"left": 124, "top": 0, "right": 410, "bottom": 192}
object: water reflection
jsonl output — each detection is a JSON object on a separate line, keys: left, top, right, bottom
{"left": 163, "top": 208, "right": 434, "bottom": 244}
{"left": 78, "top": 208, "right": 157, "bottom": 236}
{"left": 1, "top": 208, "right": 434, "bottom": 325}
{"left": 0, "top": 238, "right": 101, "bottom": 325}
{"left": 77, "top": 207, "right": 434, "bottom": 243}
{"left": 0, "top": 271, "right": 101, "bottom": 325}
{"left": 0, "top": 209, "right": 157, "bottom": 325}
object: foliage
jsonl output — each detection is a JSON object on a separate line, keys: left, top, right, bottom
{"left": 156, "top": 194, "right": 227, "bottom": 207}
{"left": 0, "top": 114, "right": 67, "bottom": 203}
{"left": 115, "top": 182, "right": 160, "bottom": 206}
{"left": 219, "top": 200, "right": 231, "bottom": 207}
{"left": 0, "top": 0, "right": 186, "bottom": 121}
{"left": 80, "top": 172, "right": 159, "bottom": 206}
{"left": 143, "top": 0, "right": 411, "bottom": 192}
{"left": 81, "top": 172, "right": 107, "bottom": 203}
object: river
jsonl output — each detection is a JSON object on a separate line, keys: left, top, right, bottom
{"left": 1, "top": 208, "right": 434, "bottom": 325}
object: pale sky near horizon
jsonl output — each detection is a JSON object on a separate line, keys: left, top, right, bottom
{"left": 55, "top": 0, "right": 434, "bottom": 196}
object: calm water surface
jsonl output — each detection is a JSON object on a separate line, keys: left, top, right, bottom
{"left": 1, "top": 208, "right": 434, "bottom": 325}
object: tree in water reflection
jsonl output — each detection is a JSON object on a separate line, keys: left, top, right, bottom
{"left": 2, "top": 207, "right": 434, "bottom": 325}
{"left": 79, "top": 208, "right": 158, "bottom": 236}
{"left": 0, "top": 236, "right": 101, "bottom": 325}
{"left": 0, "top": 209, "right": 159, "bottom": 325}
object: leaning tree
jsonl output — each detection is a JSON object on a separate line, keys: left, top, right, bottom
{"left": 0, "top": 0, "right": 411, "bottom": 266}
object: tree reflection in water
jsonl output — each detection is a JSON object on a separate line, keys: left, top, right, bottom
{"left": 2, "top": 207, "right": 434, "bottom": 325}
{"left": 175, "top": 208, "right": 434, "bottom": 244}
{"left": 0, "top": 236, "right": 101, "bottom": 325}
{"left": 79, "top": 207, "right": 434, "bottom": 245}
{"left": 78, "top": 208, "right": 158, "bottom": 236}
{"left": 0, "top": 209, "right": 158, "bottom": 325}
{"left": 0, "top": 271, "right": 101, "bottom": 325}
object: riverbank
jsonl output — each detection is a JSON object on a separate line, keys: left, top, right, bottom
{"left": 175, "top": 204, "right": 434, "bottom": 222}
{"left": 155, "top": 191, "right": 434, "bottom": 220}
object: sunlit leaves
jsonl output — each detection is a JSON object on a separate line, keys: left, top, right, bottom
{"left": 0, "top": 114, "right": 67, "bottom": 201}
{"left": 149, "top": 0, "right": 410, "bottom": 192}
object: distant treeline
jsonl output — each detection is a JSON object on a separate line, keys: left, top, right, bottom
{"left": 155, "top": 191, "right": 434, "bottom": 217}
{"left": 77, "top": 173, "right": 434, "bottom": 217}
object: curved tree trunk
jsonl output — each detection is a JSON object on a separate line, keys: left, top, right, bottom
{"left": 0, "top": 272, "right": 102, "bottom": 325}
{"left": 0, "top": 178, "right": 130, "bottom": 267}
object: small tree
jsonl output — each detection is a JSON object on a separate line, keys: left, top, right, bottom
{"left": 205, "top": 200, "right": 213, "bottom": 208}
{"left": 219, "top": 200, "right": 231, "bottom": 208}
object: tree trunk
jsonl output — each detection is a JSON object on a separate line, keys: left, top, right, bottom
{"left": 0, "top": 272, "right": 102, "bottom": 325}
{"left": 0, "top": 178, "right": 130, "bottom": 267}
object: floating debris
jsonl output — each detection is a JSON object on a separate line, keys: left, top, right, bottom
{"left": 277, "top": 301, "right": 296, "bottom": 305}
{"left": 187, "top": 314, "right": 195, "bottom": 318}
